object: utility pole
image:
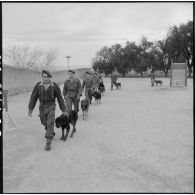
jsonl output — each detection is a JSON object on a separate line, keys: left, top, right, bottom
{"left": 65, "top": 56, "right": 72, "bottom": 70}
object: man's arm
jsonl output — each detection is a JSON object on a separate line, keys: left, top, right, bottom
{"left": 82, "top": 80, "right": 85, "bottom": 91}
{"left": 28, "top": 83, "right": 39, "bottom": 115}
{"left": 63, "top": 80, "right": 67, "bottom": 98}
{"left": 77, "top": 79, "right": 82, "bottom": 97}
{"left": 54, "top": 84, "right": 66, "bottom": 112}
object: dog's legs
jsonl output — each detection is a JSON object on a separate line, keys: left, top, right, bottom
{"left": 86, "top": 110, "right": 88, "bottom": 118}
{"left": 70, "top": 123, "right": 76, "bottom": 138}
{"left": 63, "top": 126, "right": 70, "bottom": 141}
{"left": 82, "top": 111, "right": 85, "bottom": 120}
{"left": 60, "top": 128, "right": 65, "bottom": 140}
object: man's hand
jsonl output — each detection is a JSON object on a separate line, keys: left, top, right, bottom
{"left": 28, "top": 110, "right": 32, "bottom": 117}
{"left": 63, "top": 112, "right": 69, "bottom": 117}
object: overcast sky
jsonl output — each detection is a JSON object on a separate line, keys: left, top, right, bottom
{"left": 2, "top": 2, "right": 193, "bottom": 69}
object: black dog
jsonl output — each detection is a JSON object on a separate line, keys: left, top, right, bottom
{"left": 154, "top": 80, "right": 163, "bottom": 86}
{"left": 81, "top": 98, "right": 89, "bottom": 120}
{"left": 55, "top": 110, "right": 78, "bottom": 141}
{"left": 98, "top": 82, "right": 105, "bottom": 95}
{"left": 115, "top": 82, "right": 122, "bottom": 89}
{"left": 92, "top": 91, "right": 101, "bottom": 104}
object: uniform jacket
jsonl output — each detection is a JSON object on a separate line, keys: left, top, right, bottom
{"left": 28, "top": 81, "right": 66, "bottom": 112}
{"left": 92, "top": 75, "right": 100, "bottom": 87}
{"left": 82, "top": 77, "right": 93, "bottom": 90}
{"left": 63, "top": 77, "right": 82, "bottom": 98}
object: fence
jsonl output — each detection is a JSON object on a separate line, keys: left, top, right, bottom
{"left": 3, "top": 65, "right": 90, "bottom": 96}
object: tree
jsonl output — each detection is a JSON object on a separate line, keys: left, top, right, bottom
{"left": 92, "top": 46, "right": 114, "bottom": 76}
{"left": 41, "top": 49, "right": 59, "bottom": 71}
{"left": 4, "top": 45, "right": 43, "bottom": 69}
{"left": 164, "top": 21, "right": 193, "bottom": 77}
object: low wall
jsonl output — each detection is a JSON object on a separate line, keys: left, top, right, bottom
{"left": 3, "top": 65, "right": 90, "bottom": 96}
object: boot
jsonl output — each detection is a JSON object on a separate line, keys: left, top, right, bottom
{"left": 45, "top": 138, "right": 52, "bottom": 151}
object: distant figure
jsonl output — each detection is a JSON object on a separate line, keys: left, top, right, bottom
{"left": 92, "top": 72, "right": 100, "bottom": 93}
{"left": 28, "top": 70, "right": 68, "bottom": 151}
{"left": 111, "top": 72, "right": 117, "bottom": 90}
{"left": 150, "top": 69, "right": 155, "bottom": 87}
{"left": 63, "top": 70, "right": 82, "bottom": 113}
{"left": 82, "top": 71, "right": 93, "bottom": 104}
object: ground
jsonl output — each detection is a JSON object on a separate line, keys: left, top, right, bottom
{"left": 3, "top": 77, "right": 194, "bottom": 193}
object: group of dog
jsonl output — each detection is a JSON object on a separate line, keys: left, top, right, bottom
{"left": 55, "top": 82, "right": 106, "bottom": 142}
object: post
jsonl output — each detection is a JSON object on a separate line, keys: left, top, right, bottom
{"left": 3, "top": 90, "right": 8, "bottom": 112}
{"left": 65, "top": 56, "right": 72, "bottom": 70}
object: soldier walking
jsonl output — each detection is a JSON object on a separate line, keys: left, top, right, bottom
{"left": 63, "top": 70, "right": 82, "bottom": 112}
{"left": 111, "top": 72, "right": 117, "bottom": 90}
{"left": 28, "top": 70, "right": 68, "bottom": 151}
{"left": 92, "top": 72, "right": 100, "bottom": 93}
{"left": 82, "top": 71, "right": 93, "bottom": 104}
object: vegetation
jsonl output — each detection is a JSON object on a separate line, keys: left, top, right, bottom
{"left": 92, "top": 20, "right": 193, "bottom": 77}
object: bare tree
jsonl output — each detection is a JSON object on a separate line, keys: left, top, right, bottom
{"left": 41, "top": 49, "right": 59, "bottom": 70}
{"left": 3, "top": 45, "right": 43, "bottom": 69}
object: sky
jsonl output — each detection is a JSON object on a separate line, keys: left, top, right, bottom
{"left": 2, "top": 2, "right": 193, "bottom": 70}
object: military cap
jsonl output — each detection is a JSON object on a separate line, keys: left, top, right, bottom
{"left": 42, "top": 69, "right": 52, "bottom": 78}
{"left": 94, "top": 72, "right": 98, "bottom": 75}
{"left": 86, "top": 71, "right": 90, "bottom": 75}
{"left": 68, "top": 69, "right": 75, "bottom": 74}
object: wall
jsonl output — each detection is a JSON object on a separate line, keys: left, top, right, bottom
{"left": 3, "top": 65, "right": 90, "bottom": 96}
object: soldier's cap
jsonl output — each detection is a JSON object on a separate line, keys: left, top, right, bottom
{"left": 86, "top": 71, "right": 90, "bottom": 74}
{"left": 42, "top": 69, "right": 52, "bottom": 78}
{"left": 68, "top": 69, "right": 75, "bottom": 74}
{"left": 94, "top": 72, "right": 98, "bottom": 75}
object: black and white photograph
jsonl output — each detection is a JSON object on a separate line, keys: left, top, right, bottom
{"left": 1, "top": 1, "right": 194, "bottom": 193}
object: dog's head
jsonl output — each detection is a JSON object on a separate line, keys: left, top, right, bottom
{"left": 55, "top": 114, "right": 69, "bottom": 128}
{"left": 92, "top": 91, "right": 98, "bottom": 97}
{"left": 81, "top": 99, "right": 89, "bottom": 110}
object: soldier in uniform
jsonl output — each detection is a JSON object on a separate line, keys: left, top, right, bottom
{"left": 28, "top": 70, "right": 67, "bottom": 151}
{"left": 150, "top": 69, "right": 155, "bottom": 87}
{"left": 111, "top": 72, "right": 117, "bottom": 90}
{"left": 63, "top": 70, "right": 82, "bottom": 113}
{"left": 82, "top": 71, "right": 93, "bottom": 104}
{"left": 92, "top": 72, "right": 100, "bottom": 93}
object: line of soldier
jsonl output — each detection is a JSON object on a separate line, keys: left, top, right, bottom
{"left": 28, "top": 69, "right": 103, "bottom": 151}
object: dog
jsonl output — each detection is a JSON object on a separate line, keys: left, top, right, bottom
{"left": 98, "top": 82, "right": 105, "bottom": 95}
{"left": 154, "top": 80, "right": 163, "bottom": 86}
{"left": 55, "top": 110, "right": 78, "bottom": 141}
{"left": 92, "top": 91, "right": 101, "bottom": 104}
{"left": 115, "top": 82, "right": 122, "bottom": 89}
{"left": 81, "top": 98, "right": 89, "bottom": 120}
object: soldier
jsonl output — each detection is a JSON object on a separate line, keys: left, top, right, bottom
{"left": 82, "top": 71, "right": 93, "bottom": 104}
{"left": 111, "top": 72, "right": 117, "bottom": 90}
{"left": 63, "top": 70, "right": 82, "bottom": 113}
{"left": 150, "top": 69, "right": 155, "bottom": 87}
{"left": 28, "top": 70, "right": 67, "bottom": 151}
{"left": 92, "top": 72, "right": 100, "bottom": 93}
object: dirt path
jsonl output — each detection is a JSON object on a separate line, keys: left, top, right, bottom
{"left": 3, "top": 78, "right": 193, "bottom": 193}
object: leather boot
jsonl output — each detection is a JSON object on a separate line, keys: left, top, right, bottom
{"left": 45, "top": 138, "right": 52, "bottom": 151}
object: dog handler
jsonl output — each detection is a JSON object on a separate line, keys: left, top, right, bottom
{"left": 92, "top": 72, "right": 100, "bottom": 93}
{"left": 82, "top": 71, "right": 93, "bottom": 104}
{"left": 63, "top": 70, "right": 82, "bottom": 113}
{"left": 111, "top": 72, "right": 117, "bottom": 90}
{"left": 28, "top": 70, "right": 68, "bottom": 151}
